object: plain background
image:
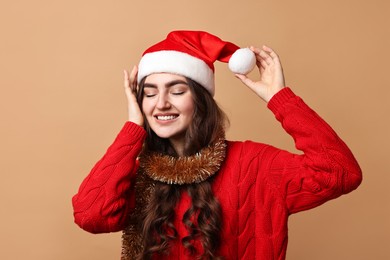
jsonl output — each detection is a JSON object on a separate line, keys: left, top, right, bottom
{"left": 1, "top": 0, "right": 389, "bottom": 259}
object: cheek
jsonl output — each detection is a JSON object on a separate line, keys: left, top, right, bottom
{"left": 142, "top": 102, "right": 155, "bottom": 126}
{"left": 186, "top": 104, "right": 195, "bottom": 116}
{"left": 141, "top": 100, "right": 152, "bottom": 116}
{"left": 187, "top": 96, "right": 195, "bottom": 113}
{"left": 182, "top": 100, "right": 195, "bottom": 117}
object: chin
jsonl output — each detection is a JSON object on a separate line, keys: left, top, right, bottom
{"left": 152, "top": 128, "right": 186, "bottom": 140}
{"left": 154, "top": 132, "right": 172, "bottom": 139}
{"left": 154, "top": 132, "right": 179, "bottom": 139}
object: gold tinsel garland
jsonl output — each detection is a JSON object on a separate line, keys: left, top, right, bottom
{"left": 121, "top": 171, "right": 155, "bottom": 259}
{"left": 139, "top": 136, "right": 226, "bottom": 185}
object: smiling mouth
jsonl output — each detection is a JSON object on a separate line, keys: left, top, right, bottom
{"left": 155, "top": 115, "right": 178, "bottom": 121}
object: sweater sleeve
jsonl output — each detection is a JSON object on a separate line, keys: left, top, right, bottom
{"left": 72, "top": 121, "right": 146, "bottom": 233}
{"left": 265, "top": 87, "right": 362, "bottom": 214}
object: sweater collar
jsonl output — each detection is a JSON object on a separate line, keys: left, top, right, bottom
{"left": 139, "top": 134, "right": 226, "bottom": 185}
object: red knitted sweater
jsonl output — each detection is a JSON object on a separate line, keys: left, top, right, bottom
{"left": 72, "top": 87, "right": 362, "bottom": 259}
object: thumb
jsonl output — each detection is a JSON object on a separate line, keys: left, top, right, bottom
{"left": 235, "top": 73, "right": 256, "bottom": 89}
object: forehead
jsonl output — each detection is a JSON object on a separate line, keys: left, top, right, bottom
{"left": 144, "top": 73, "right": 187, "bottom": 84}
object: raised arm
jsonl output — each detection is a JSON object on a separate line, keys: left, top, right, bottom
{"left": 266, "top": 88, "right": 362, "bottom": 213}
{"left": 236, "top": 46, "right": 362, "bottom": 213}
{"left": 72, "top": 66, "right": 146, "bottom": 233}
{"left": 72, "top": 122, "right": 146, "bottom": 233}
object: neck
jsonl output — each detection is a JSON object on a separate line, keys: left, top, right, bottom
{"left": 169, "top": 137, "right": 185, "bottom": 156}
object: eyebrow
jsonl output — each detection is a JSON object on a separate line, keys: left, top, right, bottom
{"left": 143, "top": 80, "right": 189, "bottom": 89}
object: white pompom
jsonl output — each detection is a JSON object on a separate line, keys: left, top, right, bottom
{"left": 228, "top": 48, "right": 256, "bottom": 75}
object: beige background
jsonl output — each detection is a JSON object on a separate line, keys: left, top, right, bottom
{"left": 1, "top": 0, "right": 389, "bottom": 259}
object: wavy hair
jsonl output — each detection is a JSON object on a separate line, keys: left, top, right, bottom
{"left": 135, "top": 76, "right": 228, "bottom": 259}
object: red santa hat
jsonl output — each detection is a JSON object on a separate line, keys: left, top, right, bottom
{"left": 137, "top": 30, "right": 256, "bottom": 96}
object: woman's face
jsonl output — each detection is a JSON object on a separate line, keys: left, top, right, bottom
{"left": 142, "top": 73, "right": 195, "bottom": 142}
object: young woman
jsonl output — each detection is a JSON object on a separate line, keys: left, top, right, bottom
{"left": 72, "top": 31, "right": 362, "bottom": 260}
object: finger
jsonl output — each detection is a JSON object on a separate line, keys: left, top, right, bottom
{"left": 129, "top": 65, "right": 138, "bottom": 92}
{"left": 251, "top": 53, "right": 265, "bottom": 76}
{"left": 129, "top": 65, "right": 137, "bottom": 84}
{"left": 252, "top": 45, "right": 275, "bottom": 59}
{"left": 259, "top": 62, "right": 265, "bottom": 75}
{"left": 250, "top": 46, "right": 262, "bottom": 54}
{"left": 262, "top": 45, "right": 275, "bottom": 54}
{"left": 256, "top": 59, "right": 262, "bottom": 70}
{"left": 259, "top": 50, "right": 273, "bottom": 65}
{"left": 124, "top": 69, "right": 130, "bottom": 89}
{"left": 249, "top": 47, "right": 266, "bottom": 73}
{"left": 250, "top": 46, "right": 263, "bottom": 63}
{"left": 262, "top": 58, "right": 274, "bottom": 68}
{"left": 260, "top": 58, "right": 269, "bottom": 69}
{"left": 256, "top": 55, "right": 266, "bottom": 69}
{"left": 235, "top": 73, "right": 256, "bottom": 89}
{"left": 263, "top": 45, "right": 280, "bottom": 61}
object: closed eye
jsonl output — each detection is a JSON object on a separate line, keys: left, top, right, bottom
{"left": 144, "top": 93, "right": 157, "bottom": 98}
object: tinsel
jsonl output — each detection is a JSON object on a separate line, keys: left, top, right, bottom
{"left": 121, "top": 171, "right": 155, "bottom": 259}
{"left": 139, "top": 135, "right": 226, "bottom": 185}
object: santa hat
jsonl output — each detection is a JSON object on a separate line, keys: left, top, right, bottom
{"left": 137, "top": 30, "right": 256, "bottom": 96}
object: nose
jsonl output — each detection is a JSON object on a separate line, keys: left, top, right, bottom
{"left": 156, "top": 93, "right": 171, "bottom": 110}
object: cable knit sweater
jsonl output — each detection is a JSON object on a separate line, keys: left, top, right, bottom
{"left": 72, "top": 87, "right": 362, "bottom": 259}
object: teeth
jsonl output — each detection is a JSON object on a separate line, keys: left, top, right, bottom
{"left": 157, "top": 115, "right": 177, "bottom": 121}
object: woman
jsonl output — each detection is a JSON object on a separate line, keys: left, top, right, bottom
{"left": 72, "top": 31, "right": 362, "bottom": 260}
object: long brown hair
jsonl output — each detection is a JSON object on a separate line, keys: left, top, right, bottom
{"left": 136, "top": 76, "right": 228, "bottom": 259}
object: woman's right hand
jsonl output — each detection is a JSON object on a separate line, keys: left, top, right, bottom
{"left": 124, "top": 66, "right": 144, "bottom": 126}
{"left": 235, "top": 46, "right": 285, "bottom": 103}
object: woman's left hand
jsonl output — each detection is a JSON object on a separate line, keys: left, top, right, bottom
{"left": 235, "top": 45, "right": 285, "bottom": 103}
